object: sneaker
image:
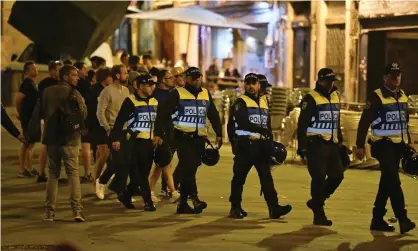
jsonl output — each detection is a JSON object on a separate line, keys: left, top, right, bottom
{"left": 18, "top": 169, "right": 33, "bottom": 178}
{"left": 37, "top": 175, "right": 48, "bottom": 183}
{"left": 151, "top": 191, "right": 161, "bottom": 202}
{"left": 169, "top": 191, "right": 181, "bottom": 203}
{"left": 73, "top": 212, "right": 86, "bottom": 222}
{"left": 43, "top": 211, "right": 55, "bottom": 221}
{"left": 95, "top": 179, "right": 105, "bottom": 200}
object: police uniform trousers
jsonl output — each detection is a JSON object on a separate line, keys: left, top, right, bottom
{"left": 173, "top": 131, "right": 205, "bottom": 199}
{"left": 306, "top": 137, "right": 344, "bottom": 209}
{"left": 109, "top": 139, "right": 154, "bottom": 203}
{"left": 371, "top": 140, "right": 407, "bottom": 220}
{"left": 229, "top": 137, "right": 278, "bottom": 207}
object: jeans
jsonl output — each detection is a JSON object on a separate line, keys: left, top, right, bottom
{"left": 46, "top": 144, "right": 83, "bottom": 214}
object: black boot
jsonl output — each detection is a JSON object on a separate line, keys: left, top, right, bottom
{"left": 190, "top": 194, "right": 207, "bottom": 214}
{"left": 400, "top": 218, "right": 416, "bottom": 234}
{"left": 370, "top": 208, "right": 394, "bottom": 232}
{"left": 144, "top": 201, "right": 156, "bottom": 212}
{"left": 241, "top": 207, "right": 248, "bottom": 217}
{"left": 229, "top": 207, "right": 245, "bottom": 219}
{"left": 313, "top": 208, "right": 332, "bottom": 226}
{"left": 370, "top": 219, "right": 395, "bottom": 232}
{"left": 176, "top": 198, "right": 195, "bottom": 214}
{"left": 268, "top": 204, "right": 292, "bottom": 219}
{"left": 117, "top": 190, "right": 135, "bottom": 209}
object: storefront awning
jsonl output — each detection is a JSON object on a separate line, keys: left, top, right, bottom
{"left": 125, "top": 6, "right": 255, "bottom": 30}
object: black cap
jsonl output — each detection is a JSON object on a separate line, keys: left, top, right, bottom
{"left": 244, "top": 73, "right": 258, "bottom": 84}
{"left": 135, "top": 74, "right": 157, "bottom": 85}
{"left": 317, "top": 68, "right": 337, "bottom": 82}
{"left": 257, "top": 74, "right": 272, "bottom": 88}
{"left": 383, "top": 62, "right": 402, "bottom": 75}
{"left": 184, "top": 67, "right": 202, "bottom": 77}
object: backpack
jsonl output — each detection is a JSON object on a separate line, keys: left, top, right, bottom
{"left": 43, "top": 88, "right": 83, "bottom": 145}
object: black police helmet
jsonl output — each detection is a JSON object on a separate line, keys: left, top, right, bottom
{"left": 402, "top": 155, "right": 418, "bottom": 176}
{"left": 402, "top": 145, "right": 418, "bottom": 176}
{"left": 202, "top": 140, "right": 220, "bottom": 166}
{"left": 271, "top": 141, "right": 287, "bottom": 165}
{"left": 154, "top": 145, "right": 173, "bottom": 168}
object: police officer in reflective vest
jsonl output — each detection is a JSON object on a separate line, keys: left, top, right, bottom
{"left": 154, "top": 67, "right": 222, "bottom": 214}
{"left": 257, "top": 74, "right": 272, "bottom": 107}
{"left": 228, "top": 73, "right": 292, "bottom": 219}
{"left": 356, "top": 63, "right": 416, "bottom": 234}
{"left": 297, "top": 68, "right": 344, "bottom": 226}
{"left": 110, "top": 74, "right": 159, "bottom": 211}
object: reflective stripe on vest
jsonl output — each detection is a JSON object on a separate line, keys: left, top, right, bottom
{"left": 127, "top": 95, "right": 158, "bottom": 139}
{"left": 172, "top": 87, "right": 210, "bottom": 136}
{"left": 306, "top": 90, "right": 340, "bottom": 143}
{"left": 234, "top": 94, "right": 269, "bottom": 140}
{"left": 371, "top": 88, "right": 409, "bottom": 143}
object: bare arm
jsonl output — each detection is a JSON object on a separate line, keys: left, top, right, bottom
{"left": 15, "top": 92, "right": 25, "bottom": 118}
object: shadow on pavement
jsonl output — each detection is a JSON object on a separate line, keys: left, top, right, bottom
{"left": 257, "top": 225, "right": 337, "bottom": 251}
{"left": 84, "top": 213, "right": 195, "bottom": 237}
{"left": 336, "top": 231, "right": 418, "bottom": 251}
{"left": 172, "top": 216, "right": 270, "bottom": 243}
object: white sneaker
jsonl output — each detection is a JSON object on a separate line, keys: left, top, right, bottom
{"left": 95, "top": 179, "right": 105, "bottom": 200}
{"left": 151, "top": 191, "right": 161, "bottom": 202}
{"left": 169, "top": 190, "right": 181, "bottom": 203}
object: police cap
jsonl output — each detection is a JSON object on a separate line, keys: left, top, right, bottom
{"left": 244, "top": 73, "right": 258, "bottom": 84}
{"left": 184, "top": 67, "right": 202, "bottom": 77}
{"left": 135, "top": 74, "right": 157, "bottom": 86}
{"left": 383, "top": 62, "right": 402, "bottom": 75}
{"left": 318, "top": 68, "right": 337, "bottom": 82}
{"left": 257, "top": 74, "right": 272, "bottom": 88}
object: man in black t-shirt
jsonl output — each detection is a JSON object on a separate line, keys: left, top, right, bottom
{"left": 74, "top": 61, "right": 93, "bottom": 182}
{"left": 36, "top": 61, "right": 62, "bottom": 182}
{"left": 15, "top": 62, "right": 39, "bottom": 178}
{"left": 86, "top": 67, "right": 113, "bottom": 187}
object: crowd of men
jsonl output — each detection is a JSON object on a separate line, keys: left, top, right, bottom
{"left": 5, "top": 54, "right": 415, "bottom": 234}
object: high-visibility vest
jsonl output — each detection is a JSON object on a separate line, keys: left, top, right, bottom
{"left": 172, "top": 87, "right": 210, "bottom": 136}
{"left": 306, "top": 90, "right": 340, "bottom": 143}
{"left": 234, "top": 94, "right": 269, "bottom": 140}
{"left": 370, "top": 88, "right": 409, "bottom": 143}
{"left": 126, "top": 95, "right": 158, "bottom": 139}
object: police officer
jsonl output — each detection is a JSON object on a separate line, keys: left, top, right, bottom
{"left": 154, "top": 67, "right": 222, "bottom": 214}
{"left": 355, "top": 63, "right": 416, "bottom": 234}
{"left": 257, "top": 74, "right": 272, "bottom": 105}
{"left": 297, "top": 68, "right": 344, "bottom": 226}
{"left": 110, "top": 74, "right": 159, "bottom": 211}
{"left": 228, "top": 73, "right": 292, "bottom": 219}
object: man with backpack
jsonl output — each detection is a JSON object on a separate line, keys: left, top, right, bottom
{"left": 41, "top": 65, "right": 87, "bottom": 222}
